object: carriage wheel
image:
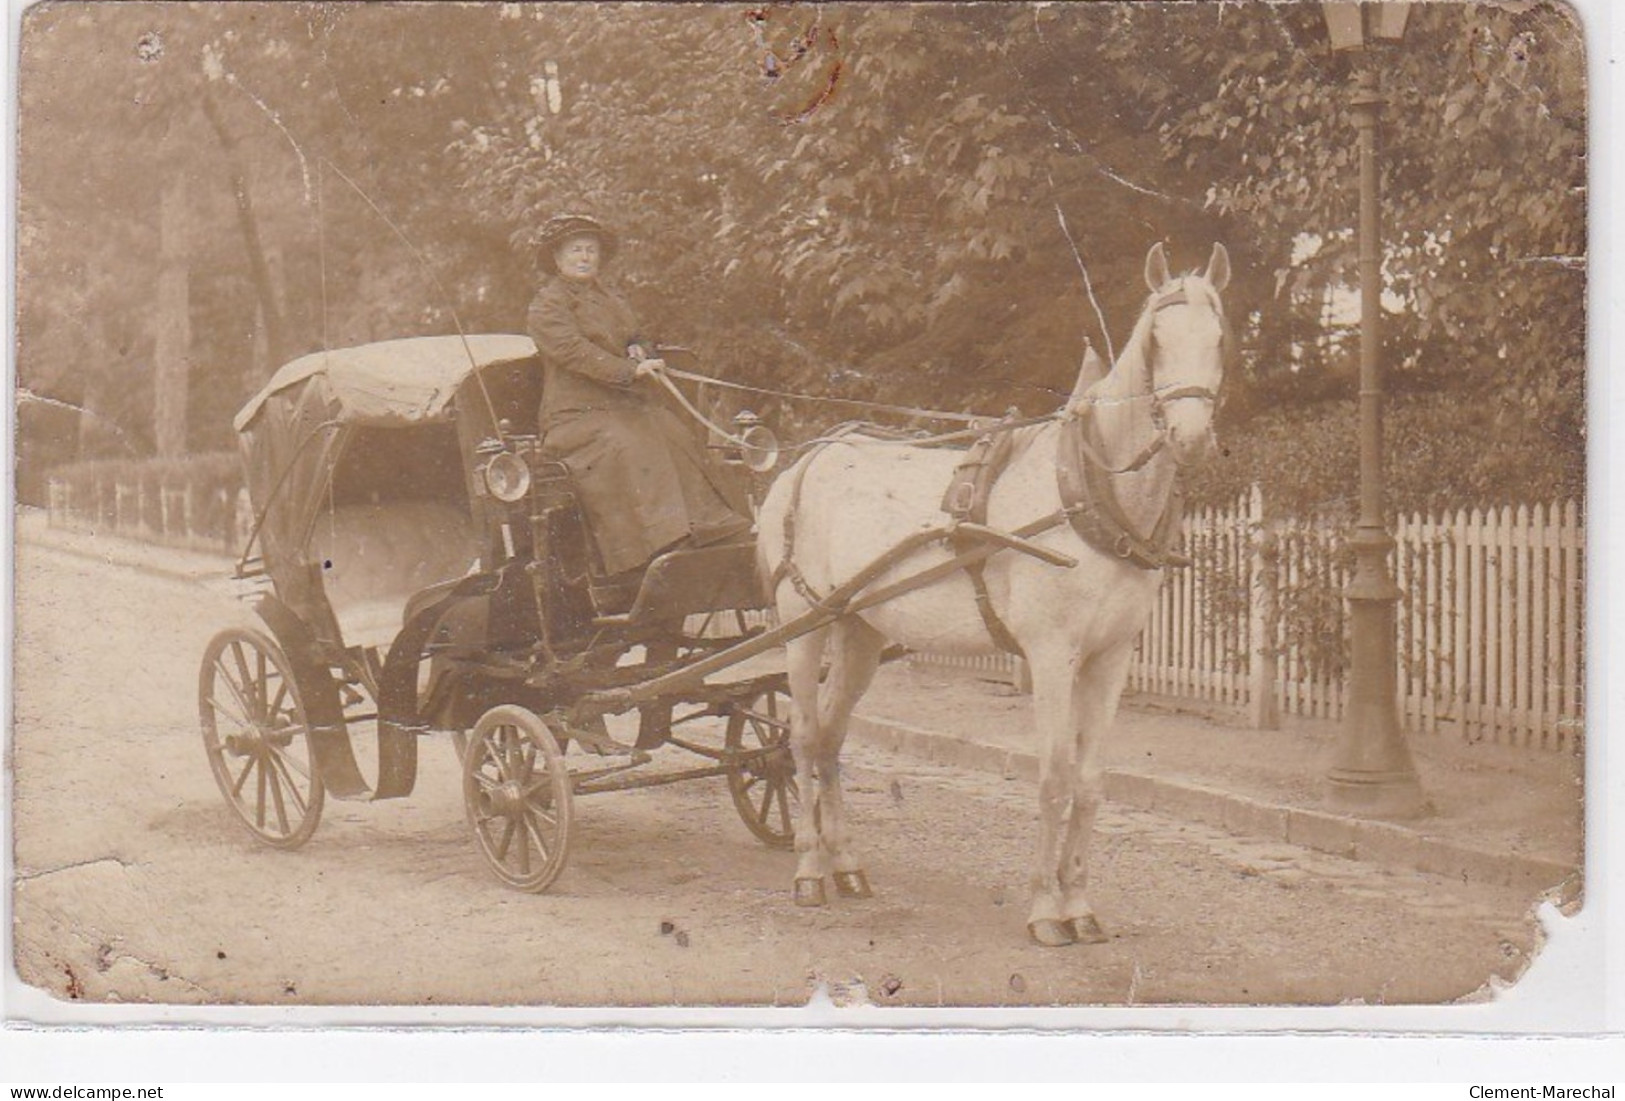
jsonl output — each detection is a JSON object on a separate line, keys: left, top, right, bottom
{"left": 724, "top": 686, "right": 799, "bottom": 849}
{"left": 198, "top": 627, "right": 326, "bottom": 849}
{"left": 462, "top": 706, "right": 574, "bottom": 892}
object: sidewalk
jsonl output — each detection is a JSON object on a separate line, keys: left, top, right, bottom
{"left": 18, "top": 508, "right": 1584, "bottom": 898}
{"left": 851, "top": 660, "right": 1583, "bottom": 899}
{"left": 16, "top": 508, "right": 237, "bottom": 586}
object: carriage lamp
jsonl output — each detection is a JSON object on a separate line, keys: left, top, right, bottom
{"left": 481, "top": 449, "right": 532, "bottom": 503}
{"left": 731, "top": 410, "right": 782, "bottom": 474}
{"left": 1319, "top": 1, "right": 1426, "bottom": 817}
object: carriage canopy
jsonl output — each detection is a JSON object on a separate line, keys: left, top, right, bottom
{"left": 234, "top": 334, "right": 538, "bottom": 434}
{"left": 234, "top": 335, "right": 540, "bottom": 646}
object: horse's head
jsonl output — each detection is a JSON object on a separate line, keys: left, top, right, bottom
{"left": 1141, "top": 242, "right": 1231, "bottom": 468}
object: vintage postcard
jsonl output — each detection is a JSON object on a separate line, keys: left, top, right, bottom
{"left": 8, "top": 0, "right": 1594, "bottom": 1025}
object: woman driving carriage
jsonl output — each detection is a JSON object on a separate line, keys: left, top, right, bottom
{"left": 526, "top": 214, "right": 752, "bottom": 603}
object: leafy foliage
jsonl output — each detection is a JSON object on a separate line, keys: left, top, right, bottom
{"left": 16, "top": 2, "right": 1585, "bottom": 516}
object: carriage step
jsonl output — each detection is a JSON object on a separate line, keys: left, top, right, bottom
{"left": 564, "top": 719, "right": 641, "bottom": 758}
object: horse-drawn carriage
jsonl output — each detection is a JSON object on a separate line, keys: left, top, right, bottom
{"left": 200, "top": 242, "right": 1231, "bottom": 944}
{"left": 201, "top": 334, "right": 797, "bottom": 891}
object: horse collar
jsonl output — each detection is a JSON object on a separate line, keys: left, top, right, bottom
{"left": 1055, "top": 409, "right": 1185, "bottom": 571}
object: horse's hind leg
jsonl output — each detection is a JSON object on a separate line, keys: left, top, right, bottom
{"left": 784, "top": 623, "right": 831, "bottom": 907}
{"left": 814, "top": 617, "right": 886, "bottom": 898}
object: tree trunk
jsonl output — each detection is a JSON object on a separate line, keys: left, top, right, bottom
{"left": 153, "top": 172, "right": 191, "bottom": 458}
{"left": 201, "top": 86, "right": 288, "bottom": 375}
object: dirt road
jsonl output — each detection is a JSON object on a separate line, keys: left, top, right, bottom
{"left": 11, "top": 542, "right": 1543, "bottom": 1008}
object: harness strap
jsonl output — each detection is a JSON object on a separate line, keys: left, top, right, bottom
{"left": 965, "top": 558, "right": 1026, "bottom": 657}
{"left": 940, "top": 425, "right": 1028, "bottom": 656}
{"left": 770, "top": 423, "right": 1073, "bottom": 658}
{"left": 1056, "top": 408, "right": 1185, "bottom": 570}
{"left": 1069, "top": 423, "right": 1165, "bottom": 477}
{"left": 768, "top": 444, "right": 833, "bottom": 607}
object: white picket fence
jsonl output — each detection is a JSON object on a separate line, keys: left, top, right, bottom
{"left": 913, "top": 489, "right": 1586, "bottom": 752}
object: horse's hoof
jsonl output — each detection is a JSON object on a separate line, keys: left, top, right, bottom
{"left": 833, "top": 870, "right": 872, "bottom": 899}
{"left": 794, "top": 877, "right": 828, "bottom": 908}
{"left": 1068, "top": 914, "right": 1108, "bottom": 944}
{"left": 1027, "top": 918, "right": 1076, "bottom": 947}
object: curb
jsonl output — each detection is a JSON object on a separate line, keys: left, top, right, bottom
{"left": 847, "top": 713, "right": 1579, "bottom": 899}
{"left": 18, "top": 521, "right": 231, "bottom": 586}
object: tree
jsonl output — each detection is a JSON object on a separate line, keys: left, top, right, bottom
{"left": 15, "top": 2, "right": 1585, "bottom": 514}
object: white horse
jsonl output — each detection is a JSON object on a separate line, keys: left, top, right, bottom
{"left": 756, "top": 242, "right": 1231, "bottom": 946}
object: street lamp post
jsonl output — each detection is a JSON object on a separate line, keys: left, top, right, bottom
{"left": 1320, "top": 2, "right": 1427, "bottom": 817}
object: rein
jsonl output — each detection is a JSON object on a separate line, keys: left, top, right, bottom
{"left": 662, "top": 365, "right": 983, "bottom": 424}
{"left": 650, "top": 366, "right": 1061, "bottom": 456}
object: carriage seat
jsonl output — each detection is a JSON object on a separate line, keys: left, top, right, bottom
{"left": 306, "top": 501, "right": 480, "bottom": 652}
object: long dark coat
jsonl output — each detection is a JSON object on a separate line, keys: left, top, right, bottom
{"left": 527, "top": 276, "right": 744, "bottom": 576}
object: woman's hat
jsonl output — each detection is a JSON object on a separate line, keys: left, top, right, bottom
{"left": 538, "top": 213, "right": 618, "bottom": 270}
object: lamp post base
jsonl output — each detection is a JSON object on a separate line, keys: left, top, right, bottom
{"left": 1326, "top": 766, "right": 1429, "bottom": 818}
{"left": 1328, "top": 528, "right": 1429, "bottom": 820}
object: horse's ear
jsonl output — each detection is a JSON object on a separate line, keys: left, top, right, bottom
{"left": 1144, "top": 242, "right": 1171, "bottom": 291}
{"left": 1204, "top": 243, "right": 1231, "bottom": 293}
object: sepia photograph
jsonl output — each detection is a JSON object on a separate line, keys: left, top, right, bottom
{"left": 8, "top": 0, "right": 1592, "bottom": 1019}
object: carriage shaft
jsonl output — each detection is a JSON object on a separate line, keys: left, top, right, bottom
{"left": 575, "top": 511, "right": 1066, "bottom": 716}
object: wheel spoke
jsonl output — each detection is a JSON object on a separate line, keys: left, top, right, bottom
{"left": 495, "top": 816, "right": 517, "bottom": 862}
{"left": 267, "top": 751, "right": 308, "bottom": 815}
{"left": 508, "top": 729, "right": 527, "bottom": 782}
{"left": 516, "top": 815, "right": 532, "bottom": 876}
{"left": 205, "top": 694, "right": 254, "bottom": 732}
{"left": 497, "top": 729, "right": 520, "bottom": 782}
{"left": 273, "top": 748, "right": 312, "bottom": 781}
{"left": 267, "top": 758, "right": 290, "bottom": 834}
{"left": 229, "top": 643, "right": 254, "bottom": 709}
{"left": 230, "top": 754, "right": 256, "bottom": 797}
{"left": 255, "top": 647, "right": 268, "bottom": 712}
{"left": 213, "top": 661, "right": 259, "bottom": 724}
{"left": 522, "top": 810, "right": 552, "bottom": 865}
{"left": 266, "top": 678, "right": 289, "bottom": 722}
{"left": 254, "top": 754, "right": 268, "bottom": 828}
{"left": 474, "top": 816, "right": 502, "bottom": 859}
{"left": 776, "top": 782, "right": 793, "bottom": 835}
{"left": 756, "top": 783, "right": 775, "bottom": 825}
{"left": 473, "top": 750, "right": 507, "bottom": 788}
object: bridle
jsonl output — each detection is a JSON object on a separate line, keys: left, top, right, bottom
{"left": 1075, "top": 282, "right": 1227, "bottom": 475}
{"left": 1145, "top": 284, "right": 1226, "bottom": 419}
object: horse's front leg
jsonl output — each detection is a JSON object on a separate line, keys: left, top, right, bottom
{"left": 1025, "top": 649, "right": 1083, "bottom": 946}
{"left": 784, "top": 627, "right": 831, "bottom": 907}
{"left": 812, "top": 617, "right": 886, "bottom": 899}
{"left": 1055, "top": 643, "right": 1135, "bottom": 945}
